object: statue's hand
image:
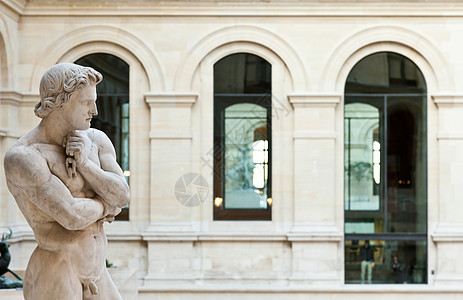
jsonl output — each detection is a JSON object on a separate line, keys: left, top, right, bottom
{"left": 101, "top": 200, "right": 122, "bottom": 223}
{"left": 65, "top": 132, "right": 89, "bottom": 167}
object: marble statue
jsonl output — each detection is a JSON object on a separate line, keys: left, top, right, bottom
{"left": 3, "top": 63, "right": 130, "bottom": 299}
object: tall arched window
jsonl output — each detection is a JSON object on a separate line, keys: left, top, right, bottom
{"left": 75, "top": 53, "right": 130, "bottom": 221}
{"left": 344, "top": 52, "right": 427, "bottom": 284}
{"left": 213, "top": 53, "right": 272, "bottom": 220}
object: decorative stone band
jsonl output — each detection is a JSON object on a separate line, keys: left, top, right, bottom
{"left": 144, "top": 92, "right": 197, "bottom": 107}
{"left": 431, "top": 93, "right": 463, "bottom": 107}
{"left": 144, "top": 92, "right": 198, "bottom": 140}
{"left": 287, "top": 92, "right": 341, "bottom": 108}
{"left": 431, "top": 223, "right": 463, "bottom": 242}
{"left": 432, "top": 93, "right": 463, "bottom": 140}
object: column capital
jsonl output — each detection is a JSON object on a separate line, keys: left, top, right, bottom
{"left": 144, "top": 92, "right": 197, "bottom": 108}
{"left": 287, "top": 92, "right": 341, "bottom": 108}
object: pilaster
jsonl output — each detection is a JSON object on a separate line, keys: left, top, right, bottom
{"left": 431, "top": 93, "right": 463, "bottom": 285}
{"left": 287, "top": 93, "right": 343, "bottom": 284}
{"left": 143, "top": 92, "right": 199, "bottom": 285}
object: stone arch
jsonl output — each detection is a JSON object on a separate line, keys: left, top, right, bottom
{"left": 174, "top": 25, "right": 308, "bottom": 92}
{"left": 321, "top": 25, "right": 449, "bottom": 93}
{"left": 29, "top": 26, "right": 164, "bottom": 92}
{"left": 59, "top": 42, "right": 138, "bottom": 73}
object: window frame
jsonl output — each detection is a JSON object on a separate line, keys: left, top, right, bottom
{"left": 343, "top": 52, "right": 428, "bottom": 284}
{"left": 213, "top": 53, "right": 272, "bottom": 221}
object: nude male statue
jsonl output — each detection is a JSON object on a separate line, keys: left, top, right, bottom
{"left": 3, "top": 63, "right": 130, "bottom": 299}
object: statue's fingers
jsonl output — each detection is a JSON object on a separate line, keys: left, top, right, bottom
{"left": 66, "top": 148, "right": 74, "bottom": 156}
{"left": 71, "top": 159, "right": 77, "bottom": 177}
{"left": 67, "top": 136, "right": 83, "bottom": 143}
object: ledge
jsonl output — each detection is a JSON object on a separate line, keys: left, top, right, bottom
{"left": 144, "top": 92, "right": 197, "bottom": 107}
{"left": 288, "top": 93, "right": 341, "bottom": 108}
{"left": 288, "top": 223, "right": 343, "bottom": 241}
{"left": 143, "top": 231, "right": 341, "bottom": 242}
{"left": 431, "top": 224, "right": 463, "bottom": 242}
{"left": 149, "top": 131, "right": 193, "bottom": 140}
{"left": 20, "top": 2, "right": 463, "bottom": 17}
{"left": 138, "top": 283, "right": 463, "bottom": 293}
{"left": 437, "top": 131, "right": 463, "bottom": 140}
{"left": 432, "top": 94, "right": 463, "bottom": 107}
{"left": 0, "top": 91, "right": 39, "bottom": 106}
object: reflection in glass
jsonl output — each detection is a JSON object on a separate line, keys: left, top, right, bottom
{"left": 344, "top": 52, "right": 427, "bottom": 283}
{"left": 345, "top": 239, "right": 427, "bottom": 284}
{"left": 75, "top": 53, "right": 130, "bottom": 220}
{"left": 345, "top": 102, "right": 381, "bottom": 212}
{"left": 213, "top": 53, "right": 272, "bottom": 220}
{"left": 386, "top": 97, "right": 427, "bottom": 234}
{"left": 224, "top": 103, "right": 268, "bottom": 209}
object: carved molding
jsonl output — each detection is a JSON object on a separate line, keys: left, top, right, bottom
{"left": 0, "top": 0, "right": 26, "bottom": 15}
{"left": 432, "top": 93, "right": 463, "bottom": 107}
{"left": 144, "top": 92, "right": 197, "bottom": 107}
{"left": 0, "top": 91, "right": 39, "bottom": 106}
{"left": 288, "top": 222, "right": 343, "bottom": 242}
{"left": 431, "top": 223, "right": 463, "bottom": 242}
{"left": 287, "top": 93, "right": 341, "bottom": 108}
{"left": 20, "top": 2, "right": 463, "bottom": 17}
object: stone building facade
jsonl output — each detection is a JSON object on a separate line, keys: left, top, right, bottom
{"left": 0, "top": 0, "right": 463, "bottom": 299}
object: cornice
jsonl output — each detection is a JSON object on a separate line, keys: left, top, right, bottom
{"left": 288, "top": 93, "right": 341, "bottom": 108}
{"left": 19, "top": 1, "right": 463, "bottom": 17}
{"left": 432, "top": 223, "right": 463, "bottom": 242}
{"left": 0, "top": 128, "right": 7, "bottom": 137}
{"left": 144, "top": 92, "right": 197, "bottom": 107}
{"left": 432, "top": 93, "right": 463, "bottom": 107}
{"left": 0, "top": 91, "right": 39, "bottom": 106}
{"left": 0, "top": 0, "right": 27, "bottom": 16}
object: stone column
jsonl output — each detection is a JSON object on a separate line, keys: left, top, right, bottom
{"left": 143, "top": 92, "right": 198, "bottom": 285}
{"left": 431, "top": 94, "right": 463, "bottom": 285}
{"left": 287, "top": 93, "right": 343, "bottom": 285}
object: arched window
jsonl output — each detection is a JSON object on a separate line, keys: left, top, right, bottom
{"left": 75, "top": 53, "right": 130, "bottom": 221}
{"left": 213, "top": 53, "right": 272, "bottom": 220}
{"left": 344, "top": 52, "right": 427, "bottom": 284}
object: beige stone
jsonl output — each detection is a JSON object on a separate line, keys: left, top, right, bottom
{"left": 2, "top": 0, "right": 463, "bottom": 298}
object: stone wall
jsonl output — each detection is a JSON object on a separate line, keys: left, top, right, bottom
{"left": 0, "top": 0, "right": 463, "bottom": 298}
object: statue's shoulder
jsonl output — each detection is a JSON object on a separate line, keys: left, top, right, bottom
{"left": 84, "top": 128, "right": 115, "bottom": 153}
{"left": 4, "top": 143, "right": 50, "bottom": 186}
{"left": 84, "top": 128, "right": 108, "bottom": 140}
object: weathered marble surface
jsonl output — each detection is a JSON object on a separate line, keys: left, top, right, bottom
{"left": 3, "top": 63, "right": 130, "bottom": 299}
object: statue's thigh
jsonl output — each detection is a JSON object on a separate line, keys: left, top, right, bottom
{"left": 24, "top": 249, "right": 82, "bottom": 300}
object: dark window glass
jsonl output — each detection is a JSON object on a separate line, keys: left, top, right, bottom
{"left": 75, "top": 53, "right": 130, "bottom": 221}
{"left": 214, "top": 53, "right": 272, "bottom": 220}
{"left": 344, "top": 52, "right": 427, "bottom": 283}
{"left": 345, "top": 239, "right": 427, "bottom": 284}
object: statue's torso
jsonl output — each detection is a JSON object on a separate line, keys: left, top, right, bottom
{"left": 9, "top": 130, "right": 107, "bottom": 279}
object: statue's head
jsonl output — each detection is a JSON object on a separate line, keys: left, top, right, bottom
{"left": 34, "top": 63, "right": 103, "bottom": 118}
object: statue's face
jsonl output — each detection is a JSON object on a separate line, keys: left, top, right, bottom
{"left": 62, "top": 84, "right": 98, "bottom": 131}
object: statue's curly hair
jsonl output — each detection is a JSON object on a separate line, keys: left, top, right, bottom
{"left": 34, "top": 63, "right": 103, "bottom": 118}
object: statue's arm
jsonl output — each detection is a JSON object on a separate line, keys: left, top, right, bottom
{"left": 71, "top": 129, "right": 130, "bottom": 208}
{"left": 4, "top": 147, "right": 107, "bottom": 231}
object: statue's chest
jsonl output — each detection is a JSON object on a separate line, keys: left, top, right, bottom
{"left": 34, "top": 142, "right": 100, "bottom": 196}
